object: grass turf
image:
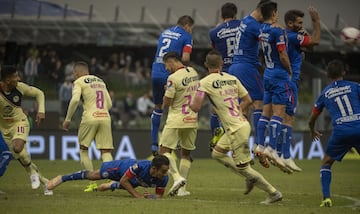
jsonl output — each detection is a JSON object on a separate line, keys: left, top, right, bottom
{"left": 0, "top": 159, "right": 359, "bottom": 214}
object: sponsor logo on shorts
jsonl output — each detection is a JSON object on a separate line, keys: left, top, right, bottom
{"left": 92, "top": 111, "right": 109, "bottom": 118}
{"left": 102, "top": 171, "right": 109, "bottom": 178}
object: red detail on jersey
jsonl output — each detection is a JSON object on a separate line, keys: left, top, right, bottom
{"left": 277, "top": 43, "right": 286, "bottom": 51}
{"left": 312, "top": 107, "right": 321, "bottom": 115}
{"left": 155, "top": 187, "right": 165, "bottom": 195}
{"left": 183, "top": 45, "right": 192, "bottom": 53}
{"left": 125, "top": 169, "right": 135, "bottom": 179}
{"left": 301, "top": 35, "right": 310, "bottom": 46}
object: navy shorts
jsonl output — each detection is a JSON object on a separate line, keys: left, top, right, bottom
{"left": 229, "top": 63, "right": 264, "bottom": 101}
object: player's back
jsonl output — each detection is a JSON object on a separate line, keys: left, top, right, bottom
{"left": 165, "top": 67, "right": 199, "bottom": 128}
{"left": 152, "top": 26, "right": 193, "bottom": 77}
{"left": 209, "top": 19, "right": 241, "bottom": 72}
{"left": 75, "top": 75, "right": 111, "bottom": 122}
{"left": 232, "top": 15, "right": 261, "bottom": 65}
{"left": 259, "top": 23, "right": 289, "bottom": 80}
{"left": 199, "top": 72, "right": 248, "bottom": 133}
{"left": 318, "top": 80, "right": 360, "bottom": 130}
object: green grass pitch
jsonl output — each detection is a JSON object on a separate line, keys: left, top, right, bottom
{"left": 0, "top": 159, "right": 359, "bottom": 214}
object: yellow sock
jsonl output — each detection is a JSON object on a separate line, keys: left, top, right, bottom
{"left": 163, "top": 152, "right": 182, "bottom": 181}
{"left": 101, "top": 152, "right": 113, "bottom": 162}
{"left": 18, "top": 149, "right": 37, "bottom": 175}
{"left": 79, "top": 149, "right": 94, "bottom": 171}
{"left": 179, "top": 158, "right": 191, "bottom": 180}
{"left": 238, "top": 165, "right": 276, "bottom": 194}
{"left": 211, "top": 149, "right": 238, "bottom": 173}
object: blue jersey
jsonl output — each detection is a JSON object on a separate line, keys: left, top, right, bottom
{"left": 287, "top": 29, "right": 309, "bottom": 82}
{"left": 314, "top": 80, "right": 360, "bottom": 131}
{"left": 209, "top": 19, "right": 241, "bottom": 72}
{"left": 232, "top": 15, "right": 261, "bottom": 65}
{"left": 259, "top": 23, "right": 289, "bottom": 80}
{"left": 100, "top": 159, "right": 168, "bottom": 189}
{"left": 152, "top": 26, "right": 193, "bottom": 78}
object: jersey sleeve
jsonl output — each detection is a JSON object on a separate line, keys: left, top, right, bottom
{"left": 182, "top": 34, "right": 193, "bottom": 53}
{"left": 313, "top": 93, "right": 325, "bottom": 115}
{"left": 18, "top": 82, "right": 45, "bottom": 113}
{"left": 274, "top": 28, "right": 286, "bottom": 51}
{"left": 65, "top": 80, "right": 82, "bottom": 121}
{"left": 155, "top": 176, "right": 168, "bottom": 195}
{"left": 164, "top": 75, "right": 177, "bottom": 99}
{"left": 125, "top": 162, "right": 141, "bottom": 179}
{"left": 288, "top": 32, "right": 310, "bottom": 47}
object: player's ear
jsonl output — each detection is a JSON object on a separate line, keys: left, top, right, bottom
{"left": 204, "top": 60, "right": 209, "bottom": 68}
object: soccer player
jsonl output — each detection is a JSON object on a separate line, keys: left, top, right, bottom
{"left": 158, "top": 52, "right": 199, "bottom": 197}
{"left": 190, "top": 50, "right": 282, "bottom": 204}
{"left": 151, "top": 15, "right": 194, "bottom": 156}
{"left": 208, "top": 2, "right": 241, "bottom": 143}
{"left": 278, "top": 7, "right": 321, "bottom": 172}
{"left": 47, "top": 155, "right": 170, "bottom": 199}
{"left": 255, "top": 1, "right": 293, "bottom": 173}
{"left": 228, "top": 0, "right": 269, "bottom": 151}
{"left": 308, "top": 60, "right": 360, "bottom": 207}
{"left": 63, "top": 61, "right": 114, "bottom": 192}
{"left": 0, "top": 65, "right": 52, "bottom": 195}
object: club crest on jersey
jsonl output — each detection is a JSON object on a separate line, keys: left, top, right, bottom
{"left": 132, "top": 163, "right": 138, "bottom": 170}
{"left": 297, "top": 34, "right": 304, "bottom": 41}
{"left": 279, "top": 35, "right": 284, "bottom": 42}
{"left": 13, "top": 95, "right": 19, "bottom": 103}
{"left": 166, "top": 81, "right": 173, "bottom": 89}
{"left": 102, "top": 171, "right": 109, "bottom": 178}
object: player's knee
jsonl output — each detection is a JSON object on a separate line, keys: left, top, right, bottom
{"left": 13, "top": 144, "right": 23, "bottom": 153}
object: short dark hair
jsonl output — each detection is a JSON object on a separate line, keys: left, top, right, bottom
{"left": 205, "top": 50, "right": 222, "bottom": 69}
{"left": 177, "top": 15, "right": 194, "bottom": 27}
{"left": 260, "top": 1, "right": 277, "bottom": 21}
{"left": 151, "top": 155, "right": 169, "bottom": 169}
{"left": 0, "top": 65, "right": 17, "bottom": 80}
{"left": 284, "top": 10, "right": 304, "bottom": 24}
{"left": 221, "top": 2, "right": 237, "bottom": 19}
{"left": 327, "top": 60, "right": 345, "bottom": 79}
{"left": 256, "top": 0, "right": 271, "bottom": 9}
{"left": 163, "top": 51, "right": 181, "bottom": 62}
{"left": 73, "top": 61, "right": 89, "bottom": 70}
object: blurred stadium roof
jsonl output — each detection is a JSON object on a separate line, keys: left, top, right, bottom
{"left": 0, "top": 0, "right": 359, "bottom": 52}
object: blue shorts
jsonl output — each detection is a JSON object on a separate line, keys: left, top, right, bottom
{"left": 228, "top": 63, "right": 264, "bottom": 101}
{"left": 263, "top": 78, "right": 291, "bottom": 105}
{"left": 285, "top": 81, "right": 298, "bottom": 116}
{"left": 151, "top": 63, "right": 169, "bottom": 105}
{"left": 326, "top": 128, "right": 360, "bottom": 161}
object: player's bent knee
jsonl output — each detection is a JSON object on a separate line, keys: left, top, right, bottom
{"left": 80, "top": 145, "right": 88, "bottom": 150}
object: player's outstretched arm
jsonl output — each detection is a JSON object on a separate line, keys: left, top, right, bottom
{"left": 119, "top": 174, "right": 143, "bottom": 198}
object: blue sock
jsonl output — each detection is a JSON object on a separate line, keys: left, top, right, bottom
{"left": 151, "top": 109, "right": 163, "bottom": 151}
{"left": 269, "top": 116, "right": 283, "bottom": 149}
{"left": 0, "top": 151, "right": 12, "bottom": 177}
{"left": 62, "top": 170, "right": 88, "bottom": 182}
{"left": 277, "top": 131, "right": 283, "bottom": 156}
{"left": 256, "top": 116, "right": 270, "bottom": 146}
{"left": 281, "top": 125, "right": 292, "bottom": 159}
{"left": 320, "top": 165, "right": 332, "bottom": 199}
{"left": 253, "top": 109, "right": 262, "bottom": 144}
{"left": 210, "top": 113, "right": 220, "bottom": 134}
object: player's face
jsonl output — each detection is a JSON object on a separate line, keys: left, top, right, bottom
{"left": 290, "top": 17, "right": 304, "bottom": 32}
{"left": 151, "top": 165, "right": 169, "bottom": 179}
{"left": 164, "top": 59, "right": 176, "bottom": 73}
{"left": 272, "top": 10, "right": 279, "bottom": 23}
{"left": 184, "top": 24, "right": 193, "bottom": 34}
{"left": 6, "top": 71, "right": 20, "bottom": 89}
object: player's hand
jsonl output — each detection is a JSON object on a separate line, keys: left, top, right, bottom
{"left": 308, "top": 6, "right": 320, "bottom": 22}
{"left": 35, "top": 112, "right": 45, "bottom": 126}
{"left": 310, "top": 130, "right": 322, "bottom": 141}
{"left": 62, "top": 120, "right": 71, "bottom": 131}
{"left": 143, "top": 191, "right": 155, "bottom": 199}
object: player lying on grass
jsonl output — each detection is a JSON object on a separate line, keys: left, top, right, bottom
{"left": 47, "top": 155, "right": 172, "bottom": 199}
